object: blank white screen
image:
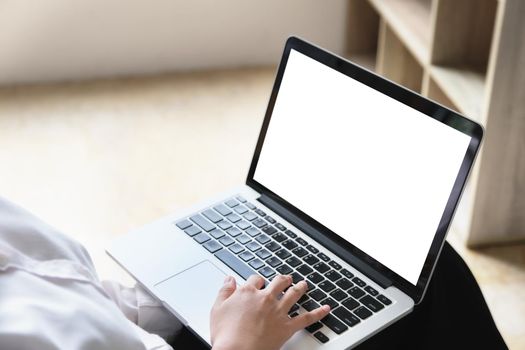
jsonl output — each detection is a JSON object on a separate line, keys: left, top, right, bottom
{"left": 254, "top": 50, "right": 471, "bottom": 284}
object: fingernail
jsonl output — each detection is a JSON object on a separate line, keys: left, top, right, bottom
{"left": 224, "top": 276, "right": 232, "bottom": 284}
{"left": 322, "top": 305, "right": 330, "bottom": 312}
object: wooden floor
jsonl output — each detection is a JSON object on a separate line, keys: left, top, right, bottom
{"left": 0, "top": 68, "right": 523, "bottom": 349}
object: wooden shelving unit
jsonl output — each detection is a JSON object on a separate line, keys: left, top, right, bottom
{"left": 345, "top": 0, "right": 525, "bottom": 246}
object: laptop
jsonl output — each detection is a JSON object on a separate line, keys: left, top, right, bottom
{"left": 107, "top": 37, "right": 483, "bottom": 349}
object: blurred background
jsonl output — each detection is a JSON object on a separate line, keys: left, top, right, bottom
{"left": 0, "top": 0, "right": 523, "bottom": 348}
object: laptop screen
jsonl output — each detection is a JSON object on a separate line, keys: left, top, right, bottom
{"left": 253, "top": 49, "right": 471, "bottom": 285}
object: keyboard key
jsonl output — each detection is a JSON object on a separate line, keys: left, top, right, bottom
{"left": 236, "top": 234, "right": 251, "bottom": 245}
{"left": 219, "top": 236, "right": 235, "bottom": 246}
{"left": 318, "top": 280, "right": 336, "bottom": 293}
{"left": 255, "top": 234, "right": 271, "bottom": 244}
{"left": 184, "top": 225, "right": 201, "bottom": 237}
{"left": 360, "top": 295, "right": 384, "bottom": 312}
{"left": 265, "top": 216, "right": 276, "bottom": 224}
{"left": 266, "top": 257, "right": 282, "bottom": 268}
{"left": 246, "top": 227, "right": 260, "bottom": 237}
{"left": 364, "top": 286, "right": 379, "bottom": 296}
{"left": 226, "top": 227, "right": 242, "bottom": 237}
{"left": 354, "top": 306, "right": 373, "bottom": 320}
{"left": 296, "top": 237, "right": 308, "bottom": 246}
{"left": 291, "top": 272, "right": 304, "bottom": 284}
{"left": 303, "top": 254, "right": 320, "bottom": 265}
{"left": 325, "top": 270, "right": 342, "bottom": 282}
{"left": 193, "top": 233, "right": 211, "bottom": 244}
{"left": 239, "top": 251, "right": 255, "bottom": 262}
{"left": 190, "top": 214, "right": 215, "bottom": 232}
{"left": 245, "top": 202, "right": 256, "bottom": 210}
{"left": 265, "top": 241, "right": 281, "bottom": 252}
{"left": 202, "top": 209, "right": 222, "bottom": 223}
{"left": 210, "top": 229, "right": 225, "bottom": 239}
{"left": 236, "top": 220, "right": 251, "bottom": 230}
{"left": 336, "top": 278, "right": 354, "bottom": 290}
{"left": 307, "top": 272, "right": 324, "bottom": 284}
{"left": 321, "top": 314, "right": 348, "bottom": 334}
{"left": 254, "top": 209, "right": 266, "bottom": 217}
{"left": 272, "top": 232, "right": 287, "bottom": 242}
{"left": 377, "top": 294, "right": 392, "bottom": 305}
{"left": 340, "top": 268, "right": 354, "bottom": 279}
{"left": 352, "top": 277, "right": 366, "bottom": 287}
{"left": 234, "top": 205, "right": 248, "bottom": 215}
{"left": 276, "top": 264, "right": 293, "bottom": 275}
{"left": 309, "top": 289, "right": 327, "bottom": 302}
{"left": 256, "top": 249, "right": 272, "bottom": 260}
{"left": 213, "top": 204, "right": 232, "bottom": 216}
{"left": 305, "top": 322, "right": 323, "bottom": 333}
{"left": 313, "top": 262, "right": 330, "bottom": 274}
{"left": 225, "top": 199, "right": 239, "bottom": 208}
{"left": 246, "top": 241, "right": 262, "bottom": 252}
{"left": 333, "top": 307, "right": 360, "bottom": 327}
{"left": 229, "top": 243, "right": 244, "bottom": 254}
{"left": 215, "top": 249, "right": 256, "bottom": 280}
{"left": 292, "top": 247, "right": 308, "bottom": 257}
{"left": 275, "top": 223, "right": 287, "bottom": 231}
{"left": 320, "top": 297, "right": 338, "bottom": 309}
{"left": 175, "top": 219, "right": 192, "bottom": 230}
{"left": 284, "top": 229, "right": 297, "bottom": 238}
{"left": 317, "top": 253, "right": 330, "bottom": 262}
{"left": 348, "top": 286, "right": 365, "bottom": 299}
{"left": 330, "top": 289, "right": 348, "bottom": 302}
{"left": 306, "top": 245, "right": 319, "bottom": 254}
{"left": 217, "top": 220, "right": 232, "bottom": 230}
{"left": 297, "top": 264, "right": 313, "bottom": 276}
{"left": 262, "top": 226, "right": 277, "bottom": 235}
{"left": 259, "top": 266, "right": 275, "bottom": 278}
{"left": 249, "top": 258, "right": 265, "bottom": 270}
{"left": 282, "top": 240, "right": 298, "bottom": 250}
{"left": 275, "top": 249, "right": 291, "bottom": 260}
{"left": 289, "top": 312, "right": 299, "bottom": 318}
{"left": 236, "top": 195, "right": 247, "bottom": 203}
{"left": 342, "top": 297, "right": 360, "bottom": 310}
{"left": 203, "top": 240, "right": 222, "bottom": 253}
{"left": 243, "top": 212, "right": 257, "bottom": 221}
{"left": 226, "top": 213, "right": 241, "bottom": 223}
{"left": 328, "top": 261, "right": 342, "bottom": 270}
{"left": 253, "top": 218, "right": 267, "bottom": 228}
{"left": 313, "top": 331, "right": 329, "bottom": 343}
{"left": 285, "top": 256, "right": 302, "bottom": 267}
{"left": 298, "top": 293, "right": 309, "bottom": 304}
{"left": 288, "top": 303, "right": 300, "bottom": 314}
{"left": 302, "top": 299, "right": 320, "bottom": 311}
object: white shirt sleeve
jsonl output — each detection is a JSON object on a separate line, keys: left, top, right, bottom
{"left": 0, "top": 197, "right": 181, "bottom": 350}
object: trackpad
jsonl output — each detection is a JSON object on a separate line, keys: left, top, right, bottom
{"left": 154, "top": 260, "right": 227, "bottom": 344}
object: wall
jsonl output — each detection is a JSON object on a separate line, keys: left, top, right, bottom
{"left": 0, "top": 0, "right": 348, "bottom": 85}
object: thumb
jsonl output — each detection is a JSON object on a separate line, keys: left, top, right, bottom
{"left": 215, "top": 276, "right": 237, "bottom": 304}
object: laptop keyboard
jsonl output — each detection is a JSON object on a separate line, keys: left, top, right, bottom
{"left": 175, "top": 195, "right": 393, "bottom": 344}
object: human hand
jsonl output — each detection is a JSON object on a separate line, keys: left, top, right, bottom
{"left": 210, "top": 274, "right": 330, "bottom": 350}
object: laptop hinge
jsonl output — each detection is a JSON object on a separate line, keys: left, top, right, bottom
{"left": 257, "top": 194, "right": 392, "bottom": 289}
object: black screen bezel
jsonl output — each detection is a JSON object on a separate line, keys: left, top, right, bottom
{"left": 246, "top": 37, "right": 483, "bottom": 303}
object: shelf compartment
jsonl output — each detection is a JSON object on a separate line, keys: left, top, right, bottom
{"left": 377, "top": 20, "right": 423, "bottom": 93}
{"left": 431, "top": 0, "right": 498, "bottom": 74}
{"left": 369, "top": 0, "right": 432, "bottom": 65}
{"left": 429, "top": 66, "right": 486, "bottom": 123}
{"left": 345, "top": 0, "right": 380, "bottom": 71}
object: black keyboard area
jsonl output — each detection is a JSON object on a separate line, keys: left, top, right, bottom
{"left": 176, "top": 195, "right": 393, "bottom": 344}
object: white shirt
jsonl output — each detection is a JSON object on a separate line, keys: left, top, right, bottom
{"left": 0, "top": 197, "right": 182, "bottom": 350}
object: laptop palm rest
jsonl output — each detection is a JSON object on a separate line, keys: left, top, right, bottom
{"left": 154, "top": 260, "right": 226, "bottom": 343}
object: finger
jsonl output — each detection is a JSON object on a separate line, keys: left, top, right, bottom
{"left": 246, "top": 274, "right": 265, "bottom": 289}
{"left": 214, "top": 276, "right": 237, "bottom": 305}
{"left": 279, "top": 280, "right": 308, "bottom": 311}
{"left": 266, "top": 274, "right": 292, "bottom": 297}
{"left": 291, "top": 305, "right": 331, "bottom": 330}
